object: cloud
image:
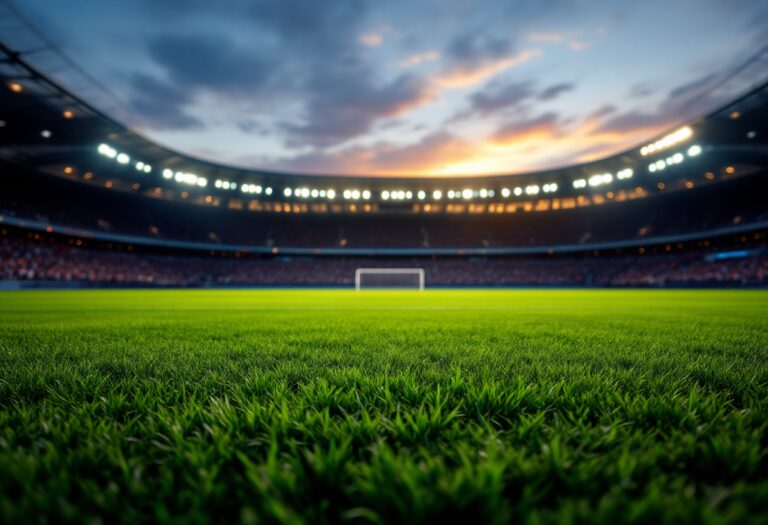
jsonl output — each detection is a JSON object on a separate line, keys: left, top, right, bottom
{"left": 360, "top": 32, "right": 383, "bottom": 47}
{"left": 537, "top": 82, "right": 575, "bottom": 101}
{"left": 367, "top": 132, "right": 476, "bottom": 172}
{"left": 529, "top": 32, "right": 563, "bottom": 43}
{"left": 452, "top": 80, "right": 575, "bottom": 122}
{"left": 458, "top": 80, "right": 535, "bottom": 118}
{"left": 281, "top": 71, "right": 435, "bottom": 148}
{"left": 128, "top": 74, "right": 205, "bottom": 130}
{"left": 146, "top": 33, "right": 279, "bottom": 96}
{"left": 668, "top": 72, "right": 719, "bottom": 99}
{"left": 263, "top": 131, "right": 477, "bottom": 175}
{"left": 493, "top": 112, "right": 561, "bottom": 142}
{"left": 568, "top": 41, "right": 589, "bottom": 52}
{"left": 599, "top": 72, "right": 727, "bottom": 134}
{"left": 435, "top": 50, "right": 539, "bottom": 89}
{"left": 400, "top": 51, "right": 440, "bottom": 68}
{"left": 588, "top": 104, "right": 618, "bottom": 120}
{"left": 245, "top": 0, "right": 438, "bottom": 148}
{"left": 435, "top": 34, "right": 539, "bottom": 89}
{"left": 629, "top": 83, "right": 653, "bottom": 98}
{"left": 236, "top": 119, "right": 271, "bottom": 136}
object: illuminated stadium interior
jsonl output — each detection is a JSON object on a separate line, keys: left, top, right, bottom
{"left": 1, "top": 13, "right": 768, "bottom": 286}
{"left": 2, "top": 2, "right": 768, "bottom": 523}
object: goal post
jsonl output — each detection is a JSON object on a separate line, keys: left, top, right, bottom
{"left": 355, "top": 268, "right": 425, "bottom": 290}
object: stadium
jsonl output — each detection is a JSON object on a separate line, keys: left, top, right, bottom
{"left": 1, "top": 1, "right": 767, "bottom": 523}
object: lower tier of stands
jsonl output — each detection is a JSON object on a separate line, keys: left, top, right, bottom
{"left": 2, "top": 232, "right": 766, "bottom": 288}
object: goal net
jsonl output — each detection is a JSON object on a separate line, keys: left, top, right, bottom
{"left": 355, "top": 268, "right": 425, "bottom": 290}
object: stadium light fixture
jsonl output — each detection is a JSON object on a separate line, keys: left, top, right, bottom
{"left": 432, "top": 190, "right": 442, "bottom": 200}
{"left": 171, "top": 171, "right": 206, "bottom": 187}
{"left": 162, "top": 169, "right": 173, "bottom": 179}
{"left": 41, "top": 130, "right": 52, "bottom": 139}
{"left": 284, "top": 188, "right": 292, "bottom": 197}
{"left": 116, "top": 153, "right": 130, "bottom": 164}
{"left": 572, "top": 178, "right": 587, "bottom": 189}
{"left": 525, "top": 185, "right": 540, "bottom": 195}
{"left": 381, "top": 190, "right": 390, "bottom": 200}
{"left": 501, "top": 188, "right": 511, "bottom": 197}
{"left": 588, "top": 173, "right": 612, "bottom": 187}
{"left": 514, "top": 187, "right": 523, "bottom": 196}
{"left": 325, "top": 189, "right": 334, "bottom": 199}
{"left": 616, "top": 168, "right": 633, "bottom": 180}
{"left": 362, "top": 190, "right": 372, "bottom": 200}
{"left": 216, "top": 179, "right": 237, "bottom": 190}
{"left": 687, "top": 144, "right": 702, "bottom": 157}
{"left": 98, "top": 143, "right": 117, "bottom": 158}
{"left": 462, "top": 189, "right": 473, "bottom": 200}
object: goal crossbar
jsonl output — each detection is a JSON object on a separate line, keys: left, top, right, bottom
{"left": 355, "top": 268, "right": 425, "bottom": 290}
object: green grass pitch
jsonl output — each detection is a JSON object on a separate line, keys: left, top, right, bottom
{"left": 1, "top": 289, "right": 767, "bottom": 524}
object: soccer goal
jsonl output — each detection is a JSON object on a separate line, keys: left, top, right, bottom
{"left": 355, "top": 268, "right": 425, "bottom": 290}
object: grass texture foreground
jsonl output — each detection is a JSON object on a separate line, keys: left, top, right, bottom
{"left": 1, "top": 289, "right": 767, "bottom": 524}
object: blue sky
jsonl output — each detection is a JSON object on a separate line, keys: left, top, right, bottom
{"left": 10, "top": 0, "right": 768, "bottom": 176}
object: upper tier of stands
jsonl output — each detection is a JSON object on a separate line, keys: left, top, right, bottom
{"left": 2, "top": 164, "right": 766, "bottom": 252}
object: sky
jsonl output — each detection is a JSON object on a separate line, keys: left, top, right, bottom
{"left": 8, "top": 0, "right": 768, "bottom": 177}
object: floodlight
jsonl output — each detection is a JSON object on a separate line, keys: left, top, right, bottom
{"left": 687, "top": 145, "right": 702, "bottom": 157}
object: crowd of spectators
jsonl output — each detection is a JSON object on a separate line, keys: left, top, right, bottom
{"left": 2, "top": 236, "right": 766, "bottom": 287}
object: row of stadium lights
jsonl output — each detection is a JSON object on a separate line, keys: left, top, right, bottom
{"left": 97, "top": 144, "right": 571, "bottom": 200}
{"left": 98, "top": 144, "right": 152, "bottom": 174}
{"left": 95, "top": 140, "right": 700, "bottom": 201}
{"left": 572, "top": 168, "right": 634, "bottom": 189}
{"left": 639, "top": 126, "right": 693, "bottom": 156}
{"left": 648, "top": 144, "right": 702, "bottom": 172}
